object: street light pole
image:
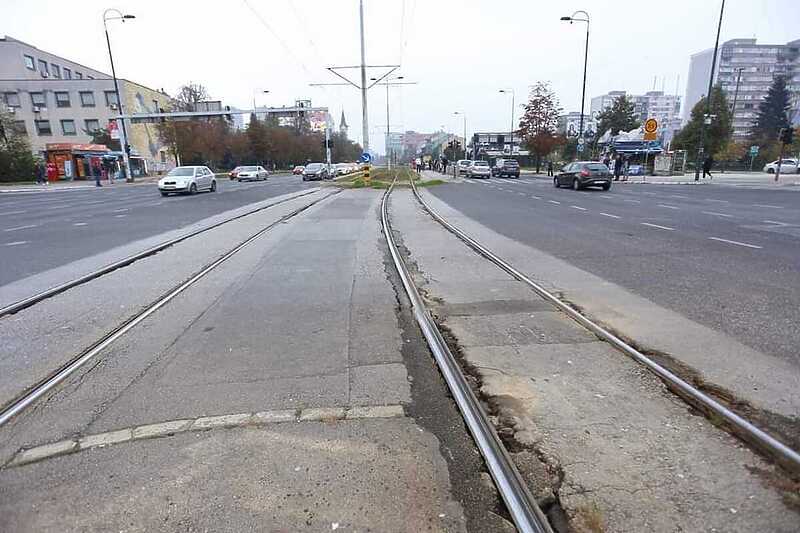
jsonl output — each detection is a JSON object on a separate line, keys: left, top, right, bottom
{"left": 252, "top": 89, "right": 269, "bottom": 119}
{"left": 499, "top": 88, "right": 515, "bottom": 155}
{"left": 695, "top": 0, "right": 726, "bottom": 181}
{"left": 103, "top": 8, "right": 135, "bottom": 182}
{"left": 370, "top": 76, "right": 415, "bottom": 170}
{"left": 454, "top": 112, "right": 467, "bottom": 160}
{"left": 359, "top": 0, "right": 369, "bottom": 152}
{"left": 560, "top": 11, "right": 590, "bottom": 156}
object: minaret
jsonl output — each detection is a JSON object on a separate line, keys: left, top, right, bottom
{"left": 339, "top": 110, "right": 349, "bottom": 138}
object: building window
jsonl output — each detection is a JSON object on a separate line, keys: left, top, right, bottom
{"left": 75, "top": 71, "right": 83, "bottom": 79}
{"left": 79, "top": 91, "right": 95, "bottom": 107}
{"left": 38, "top": 59, "right": 49, "bottom": 77}
{"left": 55, "top": 91, "right": 71, "bottom": 108}
{"left": 24, "top": 54, "right": 35, "bottom": 70}
{"left": 12, "top": 121, "right": 27, "bottom": 135}
{"left": 84, "top": 119, "right": 100, "bottom": 133}
{"left": 63, "top": 67, "right": 72, "bottom": 80}
{"left": 51, "top": 64, "right": 61, "bottom": 79}
{"left": 2, "top": 92, "right": 21, "bottom": 107}
{"left": 61, "top": 119, "right": 77, "bottom": 136}
{"left": 30, "top": 92, "right": 46, "bottom": 108}
{"left": 105, "top": 91, "right": 119, "bottom": 107}
{"left": 34, "top": 120, "right": 52, "bottom": 136}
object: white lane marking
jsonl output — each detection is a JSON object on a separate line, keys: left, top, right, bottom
{"left": 4, "top": 241, "right": 27, "bottom": 246}
{"left": 3, "top": 224, "right": 37, "bottom": 232}
{"left": 657, "top": 204, "right": 680, "bottom": 210}
{"left": 114, "top": 214, "right": 127, "bottom": 218}
{"left": 44, "top": 204, "right": 71, "bottom": 210}
{"left": 670, "top": 194, "right": 689, "bottom": 199}
{"left": 623, "top": 199, "right": 641, "bottom": 203}
{"left": 0, "top": 210, "right": 27, "bottom": 216}
{"left": 708, "top": 237, "right": 762, "bottom": 249}
{"left": 599, "top": 212, "right": 621, "bottom": 219}
{"left": 754, "top": 204, "right": 783, "bottom": 209}
{"left": 73, "top": 222, "right": 88, "bottom": 226}
{"left": 529, "top": 195, "right": 541, "bottom": 200}
{"left": 763, "top": 220, "right": 790, "bottom": 226}
{"left": 570, "top": 205, "right": 587, "bottom": 211}
{"left": 548, "top": 200, "right": 561, "bottom": 205}
{"left": 600, "top": 195, "right": 613, "bottom": 199}
{"left": 706, "top": 199, "right": 729, "bottom": 203}
{"left": 702, "top": 211, "right": 733, "bottom": 218}
{"left": 641, "top": 192, "right": 658, "bottom": 196}
{"left": 113, "top": 208, "right": 129, "bottom": 213}
{"left": 517, "top": 192, "right": 526, "bottom": 196}
{"left": 641, "top": 222, "right": 675, "bottom": 231}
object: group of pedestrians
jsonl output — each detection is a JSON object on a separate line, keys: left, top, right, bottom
{"left": 33, "top": 158, "right": 118, "bottom": 187}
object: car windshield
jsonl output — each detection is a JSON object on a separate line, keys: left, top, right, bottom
{"left": 504, "top": 160, "right": 519, "bottom": 166}
{"left": 167, "top": 167, "right": 195, "bottom": 177}
{"left": 306, "top": 163, "right": 323, "bottom": 170}
{"left": 474, "top": 161, "right": 489, "bottom": 167}
{"left": 240, "top": 166, "right": 258, "bottom": 171}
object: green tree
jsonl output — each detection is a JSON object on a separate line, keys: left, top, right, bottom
{"left": 596, "top": 94, "right": 640, "bottom": 137}
{"left": 517, "top": 81, "right": 563, "bottom": 172}
{"left": 672, "top": 85, "right": 732, "bottom": 158}
{"left": 0, "top": 110, "right": 36, "bottom": 182}
{"left": 750, "top": 76, "right": 791, "bottom": 145}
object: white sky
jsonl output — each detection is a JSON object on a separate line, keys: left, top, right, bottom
{"left": 4, "top": 0, "right": 799, "bottom": 154}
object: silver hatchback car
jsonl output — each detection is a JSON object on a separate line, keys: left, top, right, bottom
{"left": 466, "top": 160, "right": 491, "bottom": 178}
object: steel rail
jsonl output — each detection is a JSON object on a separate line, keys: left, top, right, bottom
{"left": 408, "top": 178, "right": 800, "bottom": 474}
{"left": 381, "top": 180, "right": 552, "bottom": 533}
{"left": 0, "top": 191, "right": 336, "bottom": 427}
{"left": 0, "top": 189, "right": 322, "bottom": 319}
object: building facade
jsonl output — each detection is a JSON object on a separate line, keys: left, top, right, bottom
{"left": 0, "top": 36, "right": 175, "bottom": 174}
{"left": 471, "top": 132, "right": 528, "bottom": 159}
{"left": 557, "top": 111, "right": 598, "bottom": 137}
{"left": 590, "top": 90, "right": 682, "bottom": 144}
{"left": 684, "top": 38, "right": 800, "bottom": 140}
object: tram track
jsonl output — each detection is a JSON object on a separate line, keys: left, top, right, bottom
{"left": 400, "top": 174, "right": 800, "bottom": 476}
{"left": 0, "top": 190, "right": 337, "bottom": 427}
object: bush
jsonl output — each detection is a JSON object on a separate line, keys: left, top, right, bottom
{"left": 0, "top": 111, "right": 36, "bottom": 182}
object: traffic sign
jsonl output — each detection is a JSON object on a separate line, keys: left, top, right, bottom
{"left": 643, "top": 118, "right": 658, "bottom": 141}
{"left": 359, "top": 152, "right": 372, "bottom": 163}
{"left": 749, "top": 145, "right": 759, "bottom": 156}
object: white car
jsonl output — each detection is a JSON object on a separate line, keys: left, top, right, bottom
{"left": 466, "top": 160, "right": 491, "bottom": 178}
{"left": 158, "top": 166, "right": 217, "bottom": 196}
{"left": 763, "top": 158, "right": 799, "bottom": 174}
{"left": 235, "top": 165, "right": 269, "bottom": 181}
{"left": 335, "top": 163, "right": 350, "bottom": 176}
{"left": 456, "top": 159, "right": 472, "bottom": 175}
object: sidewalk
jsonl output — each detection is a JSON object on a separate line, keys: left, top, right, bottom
{"left": 520, "top": 170, "right": 800, "bottom": 187}
{"left": 0, "top": 176, "right": 161, "bottom": 194}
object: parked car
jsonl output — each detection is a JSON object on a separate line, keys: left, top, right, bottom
{"left": 456, "top": 160, "right": 472, "bottom": 175}
{"left": 292, "top": 165, "right": 305, "bottom": 175}
{"left": 335, "top": 163, "right": 351, "bottom": 176}
{"left": 229, "top": 167, "right": 241, "bottom": 180}
{"left": 492, "top": 159, "right": 520, "bottom": 178}
{"left": 554, "top": 161, "right": 611, "bottom": 191}
{"left": 158, "top": 166, "right": 217, "bottom": 196}
{"left": 466, "top": 160, "right": 491, "bottom": 179}
{"left": 763, "top": 158, "right": 799, "bottom": 174}
{"left": 235, "top": 165, "right": 269, "bottom": 181}
{"left": 302, "top": 162, "right": 329, "bottom": 181}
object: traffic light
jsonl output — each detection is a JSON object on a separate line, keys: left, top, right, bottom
{"left": 779, "top": 127, "right": 794, "bottom": 145}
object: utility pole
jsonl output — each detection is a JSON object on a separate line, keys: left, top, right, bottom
{"left": 103, "top": 8, "right": 135, "bottom": 182}
{"left": 561, "top": 11, "right": 590, "bottom": 156}
{"left": 372, "top": 76, "right": 416, "bottom": 169}
{"left": 695, "top": 0, "right": 726, "bottom": 181}
{"left": 359, "top": 0, "right": 369, "bottom": 152}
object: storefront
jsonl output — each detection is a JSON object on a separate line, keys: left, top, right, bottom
{"left": 45, "top": 143, "right": 115, "bottom": 181}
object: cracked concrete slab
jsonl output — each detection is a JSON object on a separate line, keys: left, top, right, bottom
{"left": 389, "top": 188, "right": 800, "bottom": 532}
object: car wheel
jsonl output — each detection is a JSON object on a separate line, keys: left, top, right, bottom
{"left": 572, "top": 178, "right": 580, "bottom": 191}
{"left": 602, "top": 183, "right": 611, "bottom": 191}
{"left": 553, "top": 177, "right": 560, "bottom": 188}
{"left": 211, "top": 180, "right": 217, "bottom": 192}
{"left": 160, "top": 191, "right": 169, "bottom": 197}
{"left": 767, "top": 168, "right": 775, "bottom": 174}
{"left": 189, "top": 183, "right": 197, "bottom": 195}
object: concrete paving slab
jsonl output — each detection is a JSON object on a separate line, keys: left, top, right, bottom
{"left": 349, "top": 363, "right": 411, "bottom": 406}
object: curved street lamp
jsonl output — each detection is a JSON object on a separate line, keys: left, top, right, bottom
{"left": 499, "top": 88, "right": 515, "bottom": 147}
{"left": 103, "top": 8, "right": 135, "bottom": 181}
{"left": 453, "top": 111, "right": 467, "bottom": 159}
{"left": 560, "top": 10, "right": 590, "bottom": 155}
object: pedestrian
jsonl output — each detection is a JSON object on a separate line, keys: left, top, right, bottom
{"left": 92, "top": 158, "right": 102, "bottom": 187}
{"left": 46, "top": 161, "right": 57, "bottom": 184}
{"left": 702, "top": 154, "right": 714, "bottom": 179}
{"left": 613, "top": 155, "right": 623, "bottom": 181}
{"left": 603, "top": 154, "right": 611, "bottom": 170}
{"left": 34, "top": 160, "right": 46, "bottom": 185}
{"left": 622, "top": 156, "right": 630, "bottom": 181}
{"left": 547, "top": 160, "right": 554, "bottom": 177}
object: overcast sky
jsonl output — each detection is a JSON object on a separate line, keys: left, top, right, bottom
{"left": 4, "top": 0, "right": 799, "bottom": 154}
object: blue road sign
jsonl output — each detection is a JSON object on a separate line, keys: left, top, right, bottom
{"left": 360, "top": 152, "right": 372, "bottom": 163}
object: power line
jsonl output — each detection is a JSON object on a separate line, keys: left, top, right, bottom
{"left": 286, "top": 0, "right": 328, "bottom": 71}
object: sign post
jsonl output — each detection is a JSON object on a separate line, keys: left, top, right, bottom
{"left": 749, "top": 145, "right": 759, "bottom": 172}
{"left": 642, "top": 119, "right": 658, "bottom": 177}
{"left": 360, "top": 152, "right": 372, "bottom": 184}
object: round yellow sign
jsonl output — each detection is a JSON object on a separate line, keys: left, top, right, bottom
{"left": 644, "top": 118, "right": 658, "bottom": 134}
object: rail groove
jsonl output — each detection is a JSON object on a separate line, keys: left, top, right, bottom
{"left": 382, "top": 179, "right": 552, "bottom": 533}
{"left": 407, "top": 176, "right": 800, "bottom": 475}
{"left": 0, "top": 190, "right": 336, "bottom": 427}
{"left": 0, "top": 188, "right": 322, "bottom": 319}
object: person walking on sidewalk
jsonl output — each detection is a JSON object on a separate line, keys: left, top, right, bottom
{"left": 46, "top": 161, "right": 57, "bottom": 184}
{"left": 91, "top": 158, "right": 103, "bottom": 187}
{"left": 613, "top": 155, "right": 623, "bottom": 181}
{"left": 702, "top": 155, "right": 714, "bottom": 179}
{"left": 547, "top": 160, "right": 554, "bottom": 177}
{"left": 34, "top": 160, "right": 46, "bottom": 185}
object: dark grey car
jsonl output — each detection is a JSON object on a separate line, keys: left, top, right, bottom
{"left": 554, "top": 161, "right": 612, "bottom": 191}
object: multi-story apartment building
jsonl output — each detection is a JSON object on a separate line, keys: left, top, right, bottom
{"left": 684, "top": 38, "right": 800, "bottom": 140}
{"left": 0, "top": 36, "right": 175, "bottom": 175}
{"left": 590, "top": 90, "right": 682, "bottom": 144}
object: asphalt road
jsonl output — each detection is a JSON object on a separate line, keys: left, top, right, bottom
{"left": 0, "top": 174, "right": 316, "bottom": 286}
{"left": 430, "top": 176, "right": 800, "bottom": 366}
